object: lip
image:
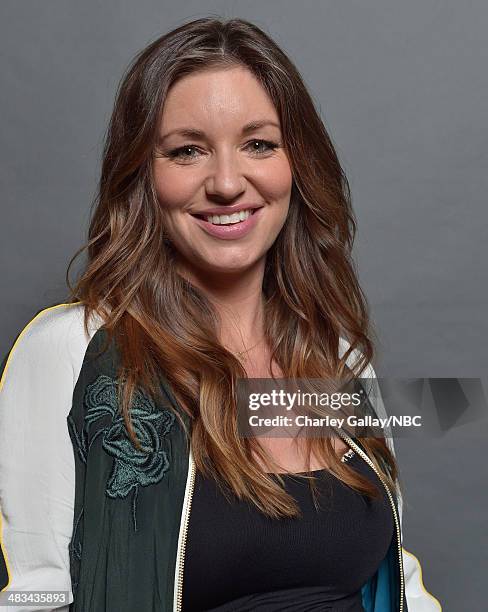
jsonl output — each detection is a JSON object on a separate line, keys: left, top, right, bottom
{"left": 190, "top": 207, "right": 263, "bottom": 240}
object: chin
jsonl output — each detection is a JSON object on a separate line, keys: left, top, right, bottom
{"left": 198, "top": 252, "right": 262, "bottom": 274}
{"left": 204, "top": 260, "right": 256, "bottom": 274}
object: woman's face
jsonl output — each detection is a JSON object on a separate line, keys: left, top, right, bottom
{"left": 153, "top": 65, "right": 293, "bottom": 280}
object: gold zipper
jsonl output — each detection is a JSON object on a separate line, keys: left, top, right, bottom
{"left": 173, "top": 435, "right": 405, "bottom": 612}
{"left": 335, "top": 429, "right": 405, "bottom": 612}
{"left": 174, "top": 446, "right": 196, "bottom": 612}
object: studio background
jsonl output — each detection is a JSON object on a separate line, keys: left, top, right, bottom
{"left": 1, "top": 1, "right": 487, "bottom": 609}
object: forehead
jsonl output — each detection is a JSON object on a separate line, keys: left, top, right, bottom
{"left": 160, "top": 65, "right": 280, "bottom": 131}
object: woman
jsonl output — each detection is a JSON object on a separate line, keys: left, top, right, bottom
{"left": 0, "top": 17, "right": 441, "bottom": 612}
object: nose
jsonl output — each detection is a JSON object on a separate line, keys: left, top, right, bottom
{"left": 204, "top": 148, "right": 246, "bottom": 201}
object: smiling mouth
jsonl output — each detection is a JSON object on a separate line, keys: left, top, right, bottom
{"left": 191, "top": 209, "right": 258, "bottom": 225}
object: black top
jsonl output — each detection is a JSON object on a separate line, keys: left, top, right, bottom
{"left": 182, "top": 450, "right": 394, "bottom": 612}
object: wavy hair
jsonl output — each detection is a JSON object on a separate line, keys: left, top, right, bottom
{"left": 67, "top": 16, "right": 400, "bottom": 518}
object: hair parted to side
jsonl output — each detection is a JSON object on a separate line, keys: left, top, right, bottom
{"left": 67, "top": 16, "right": 399, "bottom": 518}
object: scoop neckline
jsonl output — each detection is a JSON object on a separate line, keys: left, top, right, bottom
{"left": 267, "top": 450, "right": 357, "bottom": 476}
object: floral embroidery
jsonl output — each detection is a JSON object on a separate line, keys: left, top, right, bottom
{"left": 74, "top": 374, "right": 175, "bottom": 532}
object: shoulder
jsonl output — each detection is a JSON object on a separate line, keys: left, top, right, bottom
{"left": 339, "top": 335, "right": 402, "bottom": 507}
{"left": 0, "top": 302, "right": 104, "bottom": 597}
{"left": 0, "top": 302, "right": 105, "bottom": 394}
{"left": 338, "top": 336, "right": 378, "bottom": 378}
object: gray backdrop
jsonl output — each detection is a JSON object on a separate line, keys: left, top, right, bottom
{"left": 2, "top": 1, "right": 487, "bottom": 609}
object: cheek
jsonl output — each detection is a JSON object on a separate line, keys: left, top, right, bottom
{"left": 254, "top": 158, "right": 293, "bottom": 202}
{"left": 153, "top": 157, "right": 293, "bottom": 211}
{"left": 153, "top": 165, "right": 199, "bottom": 210}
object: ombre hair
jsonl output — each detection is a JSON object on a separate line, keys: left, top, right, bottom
{"left": 68, "top": 16, "right": 399, "bottom": 518}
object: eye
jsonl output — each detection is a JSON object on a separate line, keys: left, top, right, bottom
{"left": 166, "top": 145, "right": 202, "bottom": 162}
{"left": 245, "top": 139, "right": 280, "bottom": 155}
{"left": 163, "top": 139, "right": 280, "bottom": 164}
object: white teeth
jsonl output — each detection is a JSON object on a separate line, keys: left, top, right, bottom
{"left": 204, "top": 209, "right": 252, "bottom": 225}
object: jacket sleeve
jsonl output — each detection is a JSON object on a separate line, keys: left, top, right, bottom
{"left": 0, "top": 304, "right": 92, "bottom": 611}
{"left": 402, "top": 548, "right": 442, "bottom": 611}
{"left": 360, "top": 361, "right": 442, "bottom": 611}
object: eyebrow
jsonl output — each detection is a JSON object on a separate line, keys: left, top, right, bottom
{"left": 159, "top": 119, "right": 281, "bottom": 144}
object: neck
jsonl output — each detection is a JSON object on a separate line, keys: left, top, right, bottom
{"left": 176, "top": 257, "right": 267, "bottom": 352}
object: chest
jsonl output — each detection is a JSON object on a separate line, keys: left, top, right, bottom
{"left": 182, "top": 453, "right": 394, "bottom": 612}
{"left": 241, "top": 352, "right": 350, "bottom": 473}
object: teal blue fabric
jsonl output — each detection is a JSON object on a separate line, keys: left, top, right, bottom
{"left": 362, "top": 539, "right": 402, "bottom": 611}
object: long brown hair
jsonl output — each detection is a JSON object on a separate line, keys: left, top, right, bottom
{"left": 67, "top": 16, "right": 399, "bottom": 518}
